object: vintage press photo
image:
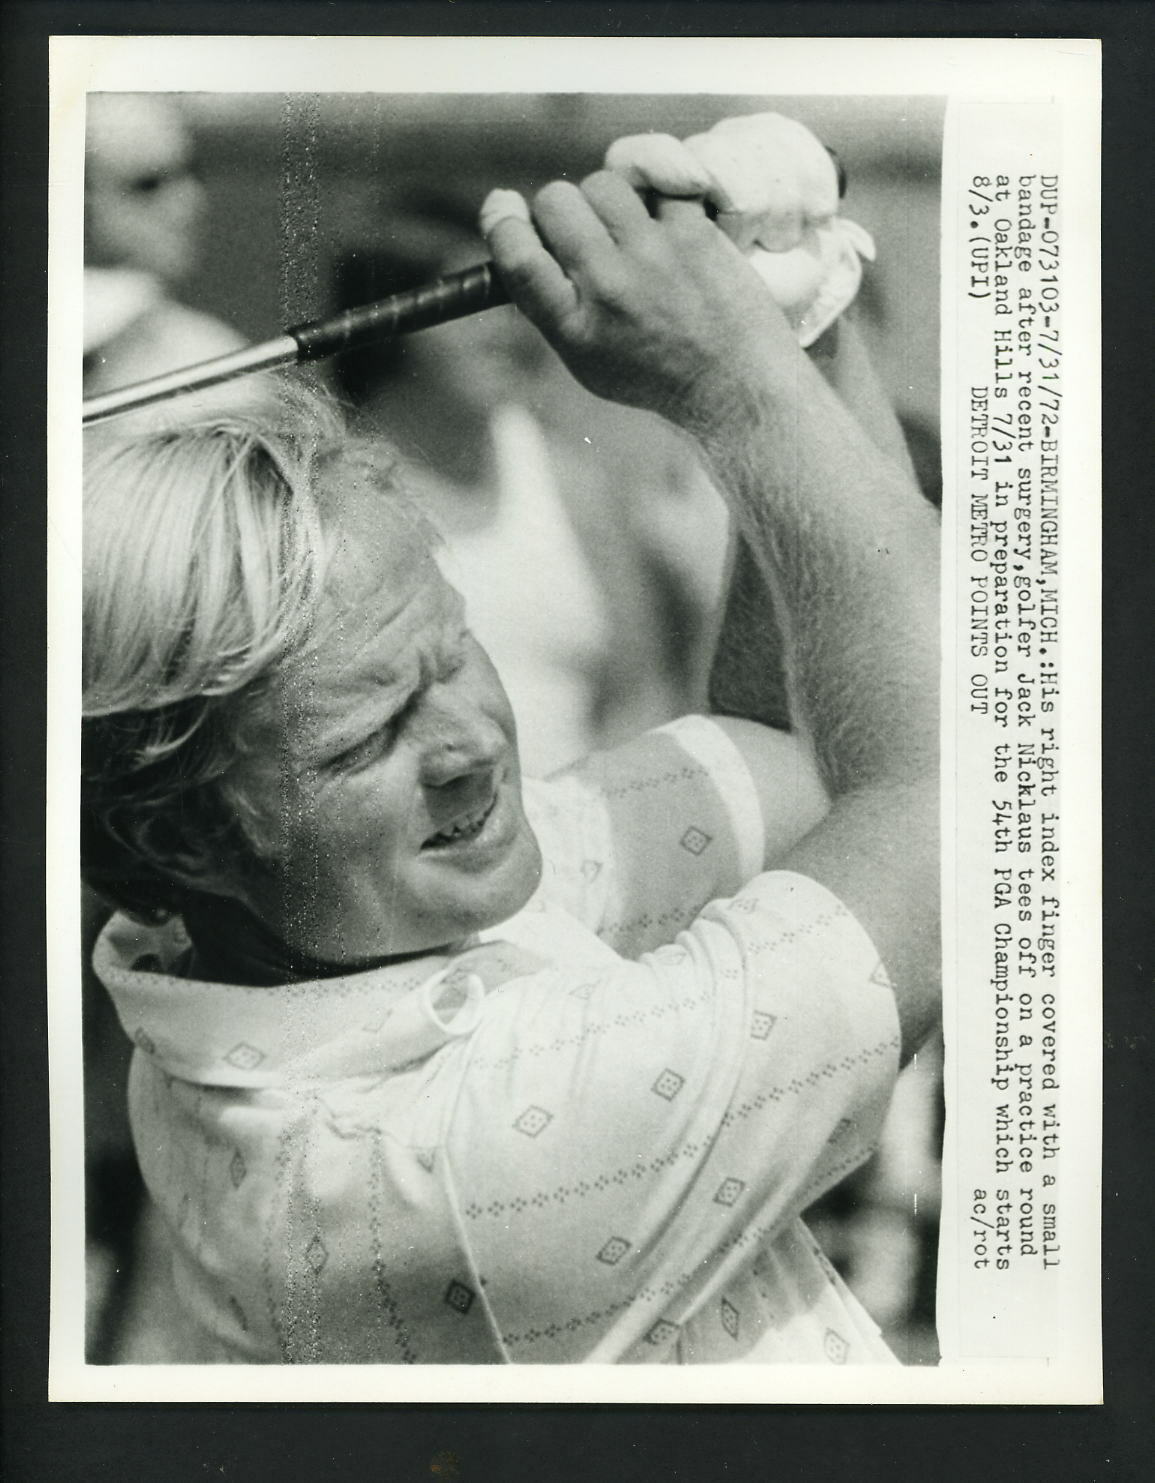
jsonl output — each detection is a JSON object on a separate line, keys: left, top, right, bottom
{"left": 47, "top": 36, "right": 1100, "bottom": 1402}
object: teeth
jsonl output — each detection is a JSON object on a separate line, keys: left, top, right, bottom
{"left": 429, "top": 798, "right": 493, "bottom": 846}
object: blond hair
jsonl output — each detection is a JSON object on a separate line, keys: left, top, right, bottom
{"left": 82, "top": 379, "right": 406, "bottom": 919}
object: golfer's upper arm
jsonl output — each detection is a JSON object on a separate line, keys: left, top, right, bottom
{"left": 712, "top": 715, "right": 939, "bottom": 1059}
{"left": 708, "top": 715, "right": 829, "bottom": 868}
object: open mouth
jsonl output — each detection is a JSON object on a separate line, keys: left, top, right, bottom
{"left": 423, "top": 794, "right": 498, "bottom": 850}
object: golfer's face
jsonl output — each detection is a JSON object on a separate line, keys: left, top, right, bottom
{"left": 232, "top": 485, "right": 542, "bottom": 962}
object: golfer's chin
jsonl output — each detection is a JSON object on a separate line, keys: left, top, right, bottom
{"left": 309, "top": 819, "right": 543, "bottom": 966}
{"left": 414, "top": 811, "right": 544, "bottom": 948}
{"left": 244, "top": 792, "right": 543, "bottom": 967}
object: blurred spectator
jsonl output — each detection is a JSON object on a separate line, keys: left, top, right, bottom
{"left": 83, "top": 94, "right": 251, "bottom": 1359}
{"left": 84, "top": 94, "right": 246, "bottom": 398}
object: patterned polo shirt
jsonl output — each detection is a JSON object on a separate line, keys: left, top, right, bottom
{"left": 94, "top": 716, "right": 901, "bottom": 1365}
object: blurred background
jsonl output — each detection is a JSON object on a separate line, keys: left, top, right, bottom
{"left": 83, "top": 91, "right": 944, "bottom": 1364}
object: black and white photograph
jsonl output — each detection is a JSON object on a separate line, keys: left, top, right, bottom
{"left": 46, "top": 35, "right": 1100, "bottom": 1404}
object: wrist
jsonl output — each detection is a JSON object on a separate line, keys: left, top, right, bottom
{"left": 676, "top": 332, "right": 813, "bottom": 450}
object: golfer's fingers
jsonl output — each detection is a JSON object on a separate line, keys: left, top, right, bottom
{"left": 603, "top": 132, "right": 714, "bottom": 199}
{"left": 652, "top": 194, "right": 713, "bottom": 227}
{"left": 524, "top": 179, "right": 635, "bottom": 282}
{"left": 577, "top": 169, "right": 667, "bottom": 245}
{"left": 481, "top": 188, "right": 579, "bottom": 328}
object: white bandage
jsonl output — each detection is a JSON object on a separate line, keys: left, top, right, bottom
{"left": 479, "top": 188, "right": 532, "bottom": 239}
{"left": 605, "top": 112, "right": 875, "bottom": 347}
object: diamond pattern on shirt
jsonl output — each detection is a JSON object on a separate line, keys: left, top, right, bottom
{"left": 720, "top": 1297, "right": 740, "bottom": 1339}
{"left": 444, "top": 1279, "right": 475, "bottom": 1315}
{"left": 713, "top": 1176, "right": 747, "bottom": 1208}
{"left": 750, "top": 1011, "right": 777, "bottom": 1041}
{"left": 306, "top": 1234, "right": 328, "bottom": 1274}
{"left": 500, "top": 1295, "right": 634, "bottom": 1351}
{"left": 229, "top": 1150, "right": 247, "bottom": 1189}
{"left": 462, "top": 1132, "right": 712, "bottom": 1223}
{"left": 513, "top": 1105, "right": 553, "bottom": 1138}
{"left": 720, "top": 1038, "right": 898, "bottom": 1132}
{"left": 224, "top": 1042, "right": 265, "bottom": 1071}
{"left": 679, "top": 826, "right": 713, "bottom": 856}
{"left": 467, "top": 981, "right": 715, "bottom": 1072}
{"left": 599, "top": 762, "right": 702, "bottom": 801}
{"left": 651, "top": 1068, "right": 686, "bottom": 1101}
{"left": 824, "top": 1327, "right": 850, "bottom": 1363}
{"left": 98, "top": 719, "right": 903, "bottom": 1366}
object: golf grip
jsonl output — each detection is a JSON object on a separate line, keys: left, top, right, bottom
{"left": 287, "top": 152, "right": 842, "bottom": 361}
{"left": 289, "top": 262, "right": 511, "bottom": 362}
{"left": 83, "top": 152, "right": 847, "bottom": 425}
{"left": 286, "top": 152, "right": 843, "bottom": 359}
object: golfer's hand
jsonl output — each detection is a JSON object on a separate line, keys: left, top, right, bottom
{"left": 604, "top": 112, "right": 840, "bottom": 254}
{"left": 481, "top": 171, "right": 797, "bottom": 428}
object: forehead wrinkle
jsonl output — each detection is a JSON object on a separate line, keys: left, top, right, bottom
{"left": 237, "top": 455, "right": 464, "bottom": 756}
{"left": 293, "top": 491, "right": 438, "bottom": 652}
{"left": 261, "top": 549, "right": 463, "bottom": 758}
{"left": 314, "top": 450, "right": 438, "bottom": 570}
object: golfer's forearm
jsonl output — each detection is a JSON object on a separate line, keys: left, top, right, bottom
{"left": 691, "top": 343, "right": 939, "bottom": 798}
{"left": 807, "top": 314, "right": 919, "bottom": 485}
{"left": 707, "top": 535, "right": 792, "bottom": 729}
{"left": 706, "top": 317, "right": 922, "bottom": 733}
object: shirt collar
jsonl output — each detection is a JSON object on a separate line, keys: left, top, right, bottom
{"left": 93, "top": 910, "right": 547, "bottom": 1090}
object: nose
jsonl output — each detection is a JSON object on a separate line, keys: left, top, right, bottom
{"left": 415, "top": 683, "right": 506, "bottom": 789}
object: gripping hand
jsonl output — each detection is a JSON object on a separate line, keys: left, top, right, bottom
{"left": 604, "top": 112, "right": 875, "bottom": 346}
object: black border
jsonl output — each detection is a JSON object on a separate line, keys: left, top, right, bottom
{"left": 4, "top": 4, "right": 1152, "bottom": 1479}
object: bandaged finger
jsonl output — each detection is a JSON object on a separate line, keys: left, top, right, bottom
{"left": 603, "top": 111, "right": 873, "bottom": 347}
{"left": 479, "top": 188, "right": 532, "bottom": 238}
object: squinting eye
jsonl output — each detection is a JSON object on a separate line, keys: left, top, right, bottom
{"left": 329, "top": 721, "right": 397, "bottom": 775}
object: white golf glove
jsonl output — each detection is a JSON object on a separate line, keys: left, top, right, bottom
{"left": 604, "top": 111, "right": 875, "bottom": 347}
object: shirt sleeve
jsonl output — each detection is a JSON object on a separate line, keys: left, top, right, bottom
{"left": 524, "top": 715, "right": 767, "bottom": 957}
{"left": 436, "top": 869, "right": 901, "bottom": 1363}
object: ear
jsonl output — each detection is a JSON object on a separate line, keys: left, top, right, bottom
{"left": 122, "top": 808, "right": 258, "bottom": 910}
